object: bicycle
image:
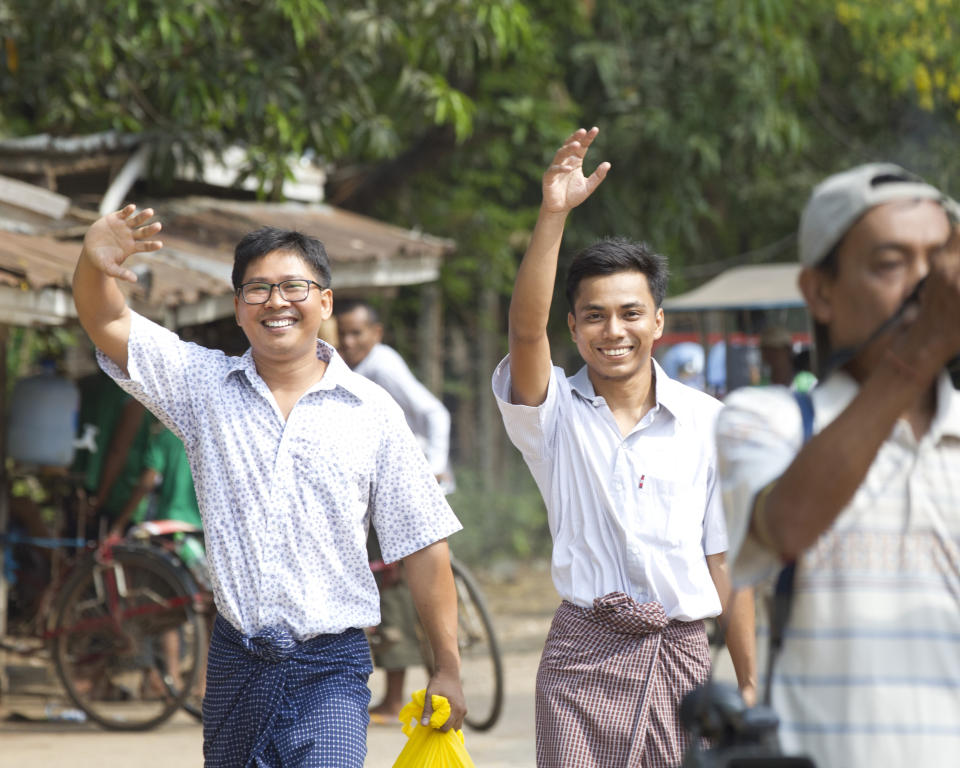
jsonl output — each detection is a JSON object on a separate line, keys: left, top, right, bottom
{"left": 49, "top": 534, "right": 204, "bottom": 730}
{"left": 2, "top": 488, "right": 206, "bottom": 731}
{"left": 369, "top": 554, "right": 504, "bottom": 732}
{"left": 123, "top": 518, "right": 214, "bottom": 724}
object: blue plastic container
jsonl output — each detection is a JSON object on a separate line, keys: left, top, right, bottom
{"left": 6, "top": 367, "right": 80, "bottom": 467}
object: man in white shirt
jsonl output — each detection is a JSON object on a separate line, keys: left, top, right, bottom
{"left": 72, "top": 207, "right": 465, "bottom": 767}
{"left": 335, "top": 299, "right": 454, "bottom": 720}
{"left": 717, "top": 163, "right": 960, "bottom": 767}
{"left": 493, "top": 127, "right": 756, "bottom": 767}
{"left": 336, "top": 300, "right": 454, "bottom": 488}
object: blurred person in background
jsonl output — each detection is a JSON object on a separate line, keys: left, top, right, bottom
{"left": 758, "top": 326, "right": 817, "bottom": 392}
{"left": 72, "top": 369, "right": 155, "bottom": 536}
{"left": 334, "top": 299, "right": 454, "bottom": 722}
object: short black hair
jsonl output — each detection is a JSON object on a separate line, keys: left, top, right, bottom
{"left": 333, "top": 298, "right": 380, "bottom": 324}
{"left": 565, "top": 237, "right": 669, "bottom": 312}
{"left": 231, "top": 226, "right": 331, "bottom": 293}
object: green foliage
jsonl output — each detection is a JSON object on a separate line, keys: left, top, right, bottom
{"left": 1, "top": 0, "right": 535, "bottom": 195}
{"left": 446, "top": 464, "right": 551, "bottom": 567}
{"left": 6, "top": 1, "right": 960, "bottom": 561}
{"left": 4, "top": 326, "right": 79, "bottom": 397}
{"left": 837, "top": 0, "right": 960, "bottom": 115}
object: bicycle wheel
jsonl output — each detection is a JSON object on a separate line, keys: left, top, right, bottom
{"left": 451, "top": 556, "right": 504, "bottom": 731}
{"left": 50, "top": 545, "right": 203, "bottom": 731}
{"left": 176, "top": 605, "right": 213, "bottom": 723}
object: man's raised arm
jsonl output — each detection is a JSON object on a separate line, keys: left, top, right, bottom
{"left": 72, "top": 205, "right": 163, "bottom": 372}
{"left": 508, "top": 127, "right": 609, "bottom": 406}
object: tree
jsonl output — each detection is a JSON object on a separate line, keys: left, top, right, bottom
{"left": 544, "top": 0, "right": 960, "bottom": 287}
{"left": 5, "top": 1, "right": 960, "bottom": 561}
{"left": 0, "top": 0, "right": 537, "bottom": 195}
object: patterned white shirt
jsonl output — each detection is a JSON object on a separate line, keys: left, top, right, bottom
{"left": 492, "top": 355, "right": 728, "bottom": 621}
{"left": 98, "top": 311, "right": 461, "bottom": 640}
{"left": 717, "top": 372, "right": 960, "bottom": 767}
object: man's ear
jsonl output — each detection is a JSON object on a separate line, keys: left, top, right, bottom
{"left": 567, "top": 311, "right": 577, "bottom": 341}
{"left": 798, "top": 267, "right": 833, "bottom": 325}
{"left": 234, "top": 294, "right": 240, "bottom": 325}
{"left": 318, "top": 288, "right": 334, "bottom": 320}
{"left": 373, "top": 322, "right": 384, "bottom": 344}
{"left": 653, "top": 307, "right": 664, "bottom": 341}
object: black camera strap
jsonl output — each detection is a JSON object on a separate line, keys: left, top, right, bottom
{"left": 761, "top": 389, "right": 813, "bottom": 709}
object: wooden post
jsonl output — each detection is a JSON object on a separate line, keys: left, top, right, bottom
{"left": 448, "top": 324, "right": 474, "bottom": 466}
{"left": 477, "top": 286, "right": 498, "bottom": 487}
{"left": 417, "top": 282, "right": 443, "bottom": 397}
{"left": 0, "top": 323, "right": 9, "bottom": 695}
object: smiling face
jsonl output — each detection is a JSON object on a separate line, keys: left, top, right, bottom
{"left": 801, "top": 199, "right": 951, "bottom": 377}
{"left": 234, "top": 249, "right": 333, "bottom": 366}
{"left": 567, "top": 270, "right": 664, "bottom": 387}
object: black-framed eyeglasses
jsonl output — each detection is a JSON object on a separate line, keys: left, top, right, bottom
{"left": 238, "top": 279, "right": 327, "bottom": 305}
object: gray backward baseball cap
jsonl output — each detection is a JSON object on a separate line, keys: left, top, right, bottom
{"left": 798, "top": 162, "right": 957, "bottom": 267}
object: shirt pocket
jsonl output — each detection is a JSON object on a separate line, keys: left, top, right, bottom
{"left": 642, "top": 475, "right": 701, "bottom": 549}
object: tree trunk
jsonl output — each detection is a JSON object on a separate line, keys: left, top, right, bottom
{"left": 477, "top": 287, "right": 499, "bottom": 487}
{"left": 417, "top": 282, "right": 442, "bottom": 397}
{"left": 0, "top": 323, "right": 10, "bottom": 694}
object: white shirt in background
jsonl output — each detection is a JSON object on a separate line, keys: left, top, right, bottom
{"left": 355, "top": 343, "right": 453, "bottom": 482}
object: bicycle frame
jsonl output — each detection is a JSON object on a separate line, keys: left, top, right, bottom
{"left": 41, "top": 539, "right": 196, "bottom": 645}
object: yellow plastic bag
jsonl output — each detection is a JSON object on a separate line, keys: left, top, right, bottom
{"left": 391, "top": 689, "right": 477, "bottom": 768}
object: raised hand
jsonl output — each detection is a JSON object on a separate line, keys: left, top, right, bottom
{"left": 917, "top": 221, "right": 960, "bottom": 365}
{"left": 542, "top": 127, "right": 611, "bottom": 214}
{"left": 82, "top": 204, "right": 163, "bottom": 283}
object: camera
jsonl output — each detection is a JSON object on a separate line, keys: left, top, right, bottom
{"left": 680, "top": 682, "right": 815, "bottom": 768}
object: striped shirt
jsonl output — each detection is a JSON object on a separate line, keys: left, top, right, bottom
{"left": 717, "top": 371, "right": 960, "bottom": 767}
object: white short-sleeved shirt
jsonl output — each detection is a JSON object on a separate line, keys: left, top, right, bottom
{"left": 355, "top": 343, "right": 452, "bottom": 479}
{"left": 492, "top": 355, "right": 727, "bottom": 621}
{"left": 717, "top": 372, "right": 960, "bottom": 767}
{"left": 99, "top": 311, "right": 461, "bottom": 640}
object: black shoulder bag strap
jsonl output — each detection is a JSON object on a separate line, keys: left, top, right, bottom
{"left": 761, "top": 389, "right": 814, "bottom": 708}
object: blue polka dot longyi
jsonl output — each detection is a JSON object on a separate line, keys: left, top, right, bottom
{"left": 203, "top": 615, "right": 373, "bottom": 768}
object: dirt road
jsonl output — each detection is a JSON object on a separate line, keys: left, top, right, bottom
{"left": 0, "top": 562, "right": 556, "bottom": 767}
{"left": 0, "top": 562, "right": 738, "bottom": 767}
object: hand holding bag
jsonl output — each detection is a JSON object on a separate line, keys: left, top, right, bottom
{"left": 391, "top": 689, "right": 477, "bottom": 768}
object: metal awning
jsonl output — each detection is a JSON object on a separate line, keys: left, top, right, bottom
{"left": 664, "top": 263, "right": 803, "bottom": 312}
{"left": 0, "top": 196, "right": 454, "bottom": 328}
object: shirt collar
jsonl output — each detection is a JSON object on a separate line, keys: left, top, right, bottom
{"left": 933, "top": 372, "right": 960, "bottom": 440}
{"left": 224, "top": 339, "right": 367, "bottom": 400}
{"left": 568, "top": 357, "right": 684, "bottom": 425}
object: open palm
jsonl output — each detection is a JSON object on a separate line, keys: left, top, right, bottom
{"left": 82, "top": 204, "right": 163, "bottom": 283}
{"left": 542, "top": 127, "right": 611, "bottom": 213}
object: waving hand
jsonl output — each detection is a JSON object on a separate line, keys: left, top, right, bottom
{"left": 542, "top": 127, "right": 611, "bottom": 214}
{"left": 82, "top": 204, "right": 163, "bottom": 283}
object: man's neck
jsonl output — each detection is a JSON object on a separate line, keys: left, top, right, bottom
{"left": 588, "top": 360, "right": 657, "bottom": 437}
{"left": 253, "top": 347, "right": 328, "bottom": 395}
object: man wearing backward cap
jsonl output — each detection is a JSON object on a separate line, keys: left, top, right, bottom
{"left": 717, "top": 163, "right": 960, "bottom": 767}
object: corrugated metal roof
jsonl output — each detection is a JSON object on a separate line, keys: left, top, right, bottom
{"left": 0, "top": 195, "right": 454, "bottom": 327}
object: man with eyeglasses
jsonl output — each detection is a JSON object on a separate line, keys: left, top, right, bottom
{"left": 72, "top": 207, "right": 465, "bottom": 768}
